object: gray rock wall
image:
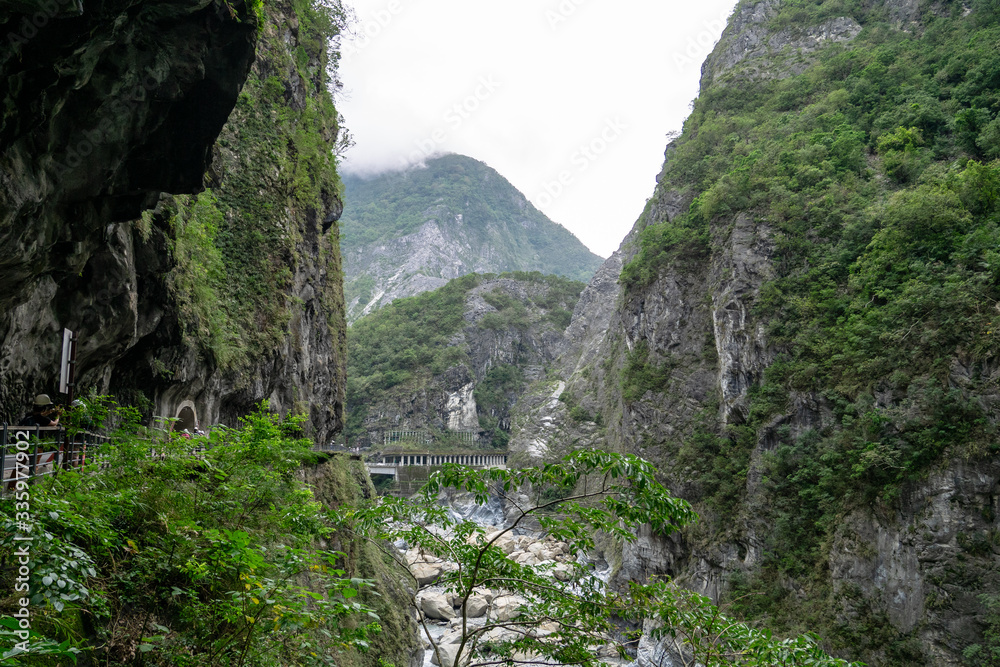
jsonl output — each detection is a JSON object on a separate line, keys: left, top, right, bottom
{"left": 0, "top": 0, "right": 348, "bottom": 443}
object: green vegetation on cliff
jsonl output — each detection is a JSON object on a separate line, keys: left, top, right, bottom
{"left": 0, "top": 404, "right": 416, "bottom": 666}
{"left": 156, "top": 0, "right": 348, "bottom": 373}
{"left": 346, "top": 272, "right": 585, "bottom": 448}
{"left": 342, "top": 155, "right": 597, "bottom": 270}
{"left": 340, "top": 154, "right": 603, "bottom": 318}
{"left": 619, "top": 1, "right": 1000, "bottom": 661}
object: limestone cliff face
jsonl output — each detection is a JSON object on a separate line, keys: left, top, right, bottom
{"left": 509, "top": 1, "right": 1000, "bottom": 664}
{"left": 0, "top": 0, "right": 348, "bottom": 442}
{"left": 0, "top": 0, "right": 257, "bottom": 255}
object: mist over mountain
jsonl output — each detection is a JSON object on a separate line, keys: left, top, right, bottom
{"left": 339, "top": 154, "right": 604, "bottom": 322}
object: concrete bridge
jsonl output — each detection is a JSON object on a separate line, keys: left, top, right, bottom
{"left": 366, "top": 451, "right": 508, "bottom": 479}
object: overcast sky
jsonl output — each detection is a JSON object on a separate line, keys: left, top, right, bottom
{"left": 336, "top": 0, "right": 740, "bottom": 258}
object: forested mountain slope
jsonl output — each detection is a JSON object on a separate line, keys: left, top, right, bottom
{"left": 340, "top": 155, "right": 603, "bottom": 321}
{"left": 510, "top": 1, "right": 1000, "bottom": 665}
{"left": 345, "top": 272, "right": 585, "bottom": 450}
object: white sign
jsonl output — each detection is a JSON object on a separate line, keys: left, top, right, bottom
{"left": 59, "top": 328, "right": 73, "bottom": 394}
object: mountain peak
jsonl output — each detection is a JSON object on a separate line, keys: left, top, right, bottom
{"left": 340, "top": 154, "right": 603, "bottom": 322}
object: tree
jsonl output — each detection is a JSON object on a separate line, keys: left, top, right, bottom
{"left": 337, "top": 450, "right": 861, "bottom": 667}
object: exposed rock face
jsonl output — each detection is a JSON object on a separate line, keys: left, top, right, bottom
{"left": 1, "top": 0, "right": 257, "bottom": 310}
{"left": 709, "top": 214, "right": 774, "bottom": 424}
{"left": 1, "top": 0, "right": 256, "bottom": 415}
{"left": 701, "top": 0, "right": 861, "bottom": 85}
{"left": 0, "top": 0, "right": 348, "bottom": 442}
{"left": 829, "top": 459, "right": 1000, "bottom": 665}
{"left": 445, "top": 382, "right": 479, "bottom": 431}
{"left": 346, "top": 219, "right": 475, "bottom": 321}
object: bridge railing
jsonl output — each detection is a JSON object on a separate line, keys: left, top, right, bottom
{"left": 0, "top": 424, "right": 230, "bottom": 496}
{"left": 0, "top": 425, "right": 110, "bottom": 496}
{"left": 365, "top": 451, "right": 508, "bottom": 469}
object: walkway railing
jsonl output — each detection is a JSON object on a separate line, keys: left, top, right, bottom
{"left": 366, "top": 451, "right": 508, "bottom": 478}
{"left": 0, "top": 424, "right": 109, "bottom": 496}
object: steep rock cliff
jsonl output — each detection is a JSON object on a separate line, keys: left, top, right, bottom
{"left": 510, "top": 1, "right": 1000, "bottom": 665}
{"left": 0, "top": 0, "right": 348, "bottom": 442}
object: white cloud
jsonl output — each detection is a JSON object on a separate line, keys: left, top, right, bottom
{"left": 337, "top": 0, "right": 739, "bottom": 258}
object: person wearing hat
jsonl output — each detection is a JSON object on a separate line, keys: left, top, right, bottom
{"left": 18, "top": 394, "right": 61, "bottom": 427}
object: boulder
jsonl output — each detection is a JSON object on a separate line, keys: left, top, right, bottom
{"left": 430, "top": 631, "right": 470, "bottom": 667}
{"left": 544, "top": 547, "right": 564, "bottom": 561}
{"left": 440, "top": 629, "right": 464, "bottom": 645}
{"left": 464, "top": 594, "right": 489, "bottom": 618}
{"left": 494, "top": 535, "right": 517, "bottom": 554}
{"left": 406, "top": 548, "right": 431, "bottom": 565}
{"left": 420, "top": 592, "right": 456, "bottom": 620}
{"left": 514, "top": 552, "right": 538, "bottom": 566}
{"left": 410, "top": 562, "right": 444, "bottom": 587}
{"left": 429, "top": 642, "right": 466, "bottom": 667}
{"left": 481, "top": 626, "right": 518, "bottom": 643}
{"left": 490, "top": 595, "right": 524, "bottom": 621}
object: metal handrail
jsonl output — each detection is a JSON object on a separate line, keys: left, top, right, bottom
{"left": 1, "top": 424, "right": 109, "bottom": 496}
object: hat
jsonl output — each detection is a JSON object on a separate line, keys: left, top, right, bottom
{"left": 33, "top": 394, "right": 53, "bottom": 407}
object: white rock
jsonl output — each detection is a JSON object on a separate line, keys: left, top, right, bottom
{"left": 429, "top": 642, "right": 467, "bottom": 667}
{"left": 490, "top": 595, "right": 524, "bottom": 621}
{"left": 410, "top": 562, "right": 444, "bottom": 587}
{"left": 463, "top": 594, "right": 489, "bottom": 618}
{"left": 518, "top": 553, "right": 539, "bottom": 566}
{"left": 544, "top": 548, "right": 563, "bottom": 561}
{"left": 440, "top": 628, "right": 464, "bottom": 645}
{"left": 420, "top": 592, "right": 456, "bottom": 620}
{"left": 552, "top": 563, "right": 573, "bottom": 581}
{"left": 494, "top": 536, "right": 517, "bottom": 554}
